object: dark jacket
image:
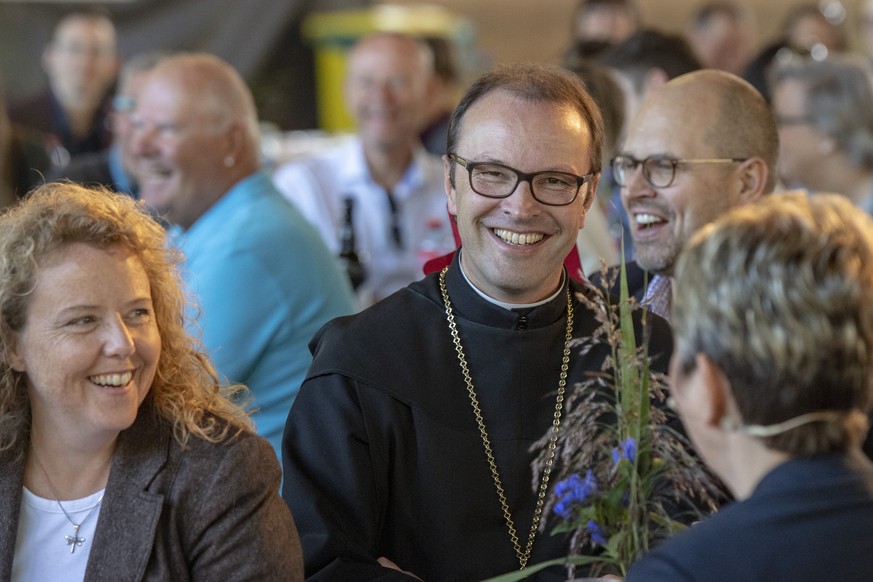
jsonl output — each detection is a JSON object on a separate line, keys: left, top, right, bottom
{"left": 627, "top": 452, "right": 873, "bottom": 581}
{"left": 0, "top": 401, "right": 304, "bottom": 581}
{"left": 588, "top": 260, "right": 650, "bottom": 303}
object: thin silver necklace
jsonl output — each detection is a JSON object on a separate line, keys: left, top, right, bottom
{"left": 31, "top": 450, "right": 105, "bottom": 554}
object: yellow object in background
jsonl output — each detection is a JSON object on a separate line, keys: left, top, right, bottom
{"left": 302, "top": 4, "right": 475, "bottom": 133}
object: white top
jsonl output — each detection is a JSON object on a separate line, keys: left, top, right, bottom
{"left": 273, "top": 137, "right": 455, "bottom": 306}
{"left": 12, "top": 487, "right": 105, "bottom": 582}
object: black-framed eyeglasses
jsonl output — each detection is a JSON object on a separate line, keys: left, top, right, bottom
{"left": 611, "top": 155, "right": 748, "bottom": 189}
{"left": 448, "top": 153, "right": 594, "bottom": 206}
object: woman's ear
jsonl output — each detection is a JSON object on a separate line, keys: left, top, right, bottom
{"left": 695, "top": 353, "right": 732, "bottom": 428}
{"left": 6, "top": 335, "right": 26, "bottom": 373}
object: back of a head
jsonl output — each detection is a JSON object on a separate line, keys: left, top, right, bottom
{"left": 673, "top": 192, "right": 873, "bottom": 456}
{"left": 597, "top": 28, "right": 702, "bottom": 93}
{"left": 445, "top": 63, "right": 604, "bottom": 176}
{"left": 654, "top": 70, "right": 779, "bottom": 192}
{"left": 770, "top": 54, "right": 873, "bottom": 173}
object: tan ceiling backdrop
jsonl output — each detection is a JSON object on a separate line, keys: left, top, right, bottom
{"left": 385, "top": 0, "right": 867, "bottom": 68}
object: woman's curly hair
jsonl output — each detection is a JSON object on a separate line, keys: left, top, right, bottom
{"left": 0, "top": 182, "right": 252, "bottom": 460}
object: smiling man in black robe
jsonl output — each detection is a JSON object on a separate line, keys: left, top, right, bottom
{"left": 281, "top": 63, "right": 673, "bottom": 581}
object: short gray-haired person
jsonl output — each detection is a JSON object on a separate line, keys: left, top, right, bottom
{"left": 627, "top": 192, "right": 873, "bottom": 581}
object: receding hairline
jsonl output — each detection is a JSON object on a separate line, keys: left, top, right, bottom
{"left": 637, "top": 70, "right": 778, "bottom": 188}
{"left": 347, "top": 32, "right": 433, "bottom": 74}
{"left": 53, "top": 10, "right": 116, "bottom": 40}
{"left": 147, "top": 54, "right": 259, "bottom": 136}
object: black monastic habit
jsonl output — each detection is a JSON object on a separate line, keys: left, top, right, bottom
{"left": 282, "top": 253, "right": 673, "bottom": 581}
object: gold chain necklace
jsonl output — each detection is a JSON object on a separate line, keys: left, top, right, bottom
{"left": 438, "top": 267, "right": 573, "bottom": 570}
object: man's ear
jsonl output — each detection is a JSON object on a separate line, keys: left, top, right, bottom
{"left": 583, "top": 174, "right": 600, "bottom": 212}
{"left": 221, "top": 122, "right": 246, "bottom": 166}
{"left": 734, "top": 157, "right": 769, "bottom": 205}
{"left": 576, "top": 174, "right": 601, "bottom": 230}
{"left": 444, "top": 155, "right": 458, "bottom": 216}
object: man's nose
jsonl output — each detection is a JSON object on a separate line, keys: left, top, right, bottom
{"left": 622, "top": 163, "right": 655, "bottom": 200}
{"left": 501, "top": 179, "right": 541, "bottom": 215}
{"left": 130, "top": 123, "right": 154, "bottom": 156}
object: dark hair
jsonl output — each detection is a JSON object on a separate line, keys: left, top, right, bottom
{"left": 566, "top": 59, "right": 624, "bottom": 158}
{"left": 51, "top": 5, "right": 114, "bottom": 37}
{"left": 597, "top": 29, "right": 702, "bottom": 92}
{"left": 421, "top": 36, "right": 458, "bottom": 83}
{"left": 691, "top": 1, "right": 743, "bottom": 29}
{"left": 742, "top": 39, "right": 794, "bottom": 103}
{"left": 445, "top": 63, "right": 604, "bottom": 177}
{"left": 576, "top": 0, "right": 639, "bottom": 16}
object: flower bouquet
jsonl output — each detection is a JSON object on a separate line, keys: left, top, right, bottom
{"left": 485, "top": 260, "right": 722, "bottom": 581}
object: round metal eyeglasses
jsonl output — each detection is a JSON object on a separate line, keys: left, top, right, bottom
{"left": 449, "top": 153, "right": 594, "bottom": 206}
{"left": 612, "top": 155, "right": 747, "bottom": 189}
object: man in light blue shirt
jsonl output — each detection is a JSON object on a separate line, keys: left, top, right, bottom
{"left": 131, "top": 53, "right": 356, "bottom": 459}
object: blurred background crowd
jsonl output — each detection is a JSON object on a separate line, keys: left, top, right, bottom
{"left": 3, "top": 0, "right": 873, "bottom": 212}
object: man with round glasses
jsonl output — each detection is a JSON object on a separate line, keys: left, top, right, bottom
{"left": 595, "top": 69, "right": 778, "bottom": 320}
{"left": 282, "top": 63, "right": 673, "bottom": 580}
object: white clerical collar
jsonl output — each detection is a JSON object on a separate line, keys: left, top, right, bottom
{"left": 457, "top": 251, "right": 565, "bottom": 311}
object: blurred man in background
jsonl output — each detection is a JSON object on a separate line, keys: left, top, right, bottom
{"left": 9, "top": 7, "right": 119, "bottom": 166}
{"left": 273, "top": 32, "right": 454, "bottom": 307}
{"left": 48, "top": 52, "right": 167, "bottom": 197}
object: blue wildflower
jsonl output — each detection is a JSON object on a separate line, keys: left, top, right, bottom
{"left": 587, "top": 520, "right": 608, "bottom": 545}
{"left": 553, "top": 470, "right": 599, "bottom": 519}
{"left": 622, "top": 437, "right": 637, "bottom": 463}
{"left": 612, "top": 437, "right": 638, "bottom": 469}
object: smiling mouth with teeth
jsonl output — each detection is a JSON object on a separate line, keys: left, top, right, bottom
{"left": 635, "top": 213, "right": 666, "bottom": 229}
{"left": 493, "top": 228, "right": 545, "bottom": 245}
{"left": 90, "top": 372, "right": 133, "bottom": 387}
